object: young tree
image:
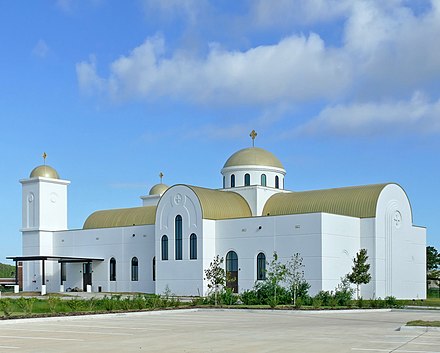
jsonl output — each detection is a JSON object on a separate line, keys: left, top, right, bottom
{"left": 285, "top": 253, "right": 309, "bottom": 306}
{"left": 204, "top": 255, "right": 226, "bottom": 306}
{"left": 427, "top": 246, "right": 440, "bottom": 272}
{"left": 347, "top": 249, "right": 371, "bottom": 300}
{"left": 266, "top": 252, "right": 286, "bottom": 305}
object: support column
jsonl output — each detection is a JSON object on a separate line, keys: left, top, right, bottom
{"left": 41, "top": 259, "right": 46, "bottom": 295}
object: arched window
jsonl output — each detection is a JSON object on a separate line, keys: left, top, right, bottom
{"left": 244, "top": 173, "right": 250, "bottom": 186}
{"left": 175, "top": 215, "right": 182, "bottom": 260}
{"left": 161, "top": 235, "right": 168, "bottom": 260}
{"left": 275, "top": 175, "right": 279, "bottom": 189}
{"left": 190, "top": 233, "right": 197, "bottom": 260}
{"left": 131, "top": 257, "right": 138, "bottom": 281}
{"left": 257, "top": 253, "right": 266, "bottom": 280}
{"left": 152, "top": 257, "right": 156, "bottom": 281}
{"left": 226, "top": 251, "right": 238, "bottom": 293}
{"left": 261, "top": 174, "right": 267, "bottom": 187}
{"left": 231, "top": 174, "right": 235, "bottom": 188}
{"left": 223, "top": 176, "right": 225, "bottom": 188}
{"left": 109, "top": 257, "right": 116, "bottom": 281}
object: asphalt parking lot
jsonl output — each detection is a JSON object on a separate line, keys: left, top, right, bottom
{"left": 0, "top": 309, "right": 439, "bottom": 352}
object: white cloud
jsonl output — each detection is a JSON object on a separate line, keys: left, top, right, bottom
{"left": 56, "top": 0, "right": 73, "bottom": 12}
{"left": 142, "top": 0, "right": 206, "bottom": 25}
{"left": 77, "top": 33, "right": 350, "bottom": 105}
{"left": 343, "top": 0, "right": 440, "bottom": 98}
{"left": 76, "top": 55, "right": 105, "bottom": 95}
{"left": 76, "top": 0, "right": 440, "bottom": 137}
{"left": 32, "top": 39, "right": 49, "bottom": 58}
{"left": 250, "top": 0, "right": 351, "bottom": 26}
{"left": 295, "top": 91, "right": 440, "bottom": 136}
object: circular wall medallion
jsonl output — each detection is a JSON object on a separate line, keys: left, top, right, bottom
{"left": 50, "top": 192, "right": 58, "bottom": 203}
{"left": 173, "top": 193, "right": 183, "bottom": 205}
{"left": 27, "top": 194, "right": 34, "bottom": 203}
{"left": 393, "top": 211, "right": 402, "bottom": 229}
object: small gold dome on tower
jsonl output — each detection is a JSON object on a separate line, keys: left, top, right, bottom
{"left": 30, "top": 165, "right": 60, "bottom": 179}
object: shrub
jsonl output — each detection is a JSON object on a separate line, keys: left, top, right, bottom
{"left": 312, "top": 297, "right": 322, "bottom": 308}
{"left": 357, "top": 297, "right": 364, "bottom": 308}
{"left": 240, "top": 290, "right": 259, "bottom": 305}
{"left": 0, "top": 298, "right": 13, "bottom": 317}
{"left": 384, "top": 296, "right": 398, "bottom": 308}
{"left": 46, "top": 296, "right": 61, "bottom": 313}
{"left": 314, "top": 291, "right": 332, "bottom": 306}
{"left": 16, "top": 297, "right": 36, "bottom": 314}
{"left": 65, "top": 299, "right": 82, "bottom": 312}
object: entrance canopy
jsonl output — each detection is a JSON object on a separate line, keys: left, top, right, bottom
{"left": 7, "top": 255, "right": 104, "bottom": 263}
{"left": 6, "top": 256, "right": 104, "bottom": 286}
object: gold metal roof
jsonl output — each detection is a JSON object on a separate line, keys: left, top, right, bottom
{"left": 149, "top": 183, "right": 169, "bottom": 196}
{"left": 83, "top": 206, "right": 157, "bottom": 229}
{"left": 223, "top": 147, "right": 284, "bottom": 169}
{"left": 30, "top": 165, "right": 60, "bottom": 179}
{"left": 263, "top": 184, "right": 390, "bottom": 218}
{"left": 187, "top": 185, "right": 252, "bottom": 220}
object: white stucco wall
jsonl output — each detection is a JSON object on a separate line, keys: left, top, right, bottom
{"left": 221, "top": 165, "right": 286, "bottom": 189}
{"left": 375, "top": 184, "right": 426, "bottom": 299}
{"left": 155, "top": 185, "right": 204, "bottom": 296}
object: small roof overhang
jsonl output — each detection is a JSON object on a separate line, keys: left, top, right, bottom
{"left": 6, "top": 255, "right": 104, "bottom": 263}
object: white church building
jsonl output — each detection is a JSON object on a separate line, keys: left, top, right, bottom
{"left": 10, "top": 136, "right": 426, "bottom": 299}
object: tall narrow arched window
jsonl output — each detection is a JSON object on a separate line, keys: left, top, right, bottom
{"left": 244, "top": 173, "right": 250, "bottom": 186}
{"left": 161, "top": 235, "right": 168, "bottom": 260}
{"left": 223, "top": 176, "right": 225, "bottom": 188}
{"left": 231, "top": 174, "right": 235, "bottom": 187}
{"left": 257, "top": 253, "right": 266, "bottom": 280}
{"left": 175, "top": 215, "right": 182, "bottom": 260}
{"left": 110, "top": 257, "right": 116, "bottom": 281}
{"left": 261, "top": 174, "right": 267, "bottom": 187}
{"left": 275, "top": 175, "right": 279, "bottom": 189}
{"left": 152, "top": 257, "right": 156, "bottom": 281}
{"left": 190, "top": 233, "right": 197, "bottom": 260}
{"left": 226, "top": 251, "right": 238, "bottom": 293}
{"left": 131, "top": 257, "right": 138, "bottom": 281}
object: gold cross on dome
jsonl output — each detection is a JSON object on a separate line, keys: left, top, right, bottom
{"left": 159, "top": 172, "right": 164, "bottom": 183}
{"left": 250, "top": 130, "right": 257, "bottom": 147}
{"left": 42, "top": 152, "right": 47, "bottom": 165}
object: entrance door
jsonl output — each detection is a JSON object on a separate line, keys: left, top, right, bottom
{"left": 226, "top": 251, "right": 238, "bottom": 293}
{"left": 83, "top": 263, "right": 92, "bottom": 291}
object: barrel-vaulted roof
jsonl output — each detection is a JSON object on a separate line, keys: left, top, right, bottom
{"left": 83, "top": 206, "right": 156, "bottom": 229}
{"left": 186, "top": 185, "right": 252, "bottom": 220}
{"left": 263, "top": 184, "right": 390, "bottom": 219}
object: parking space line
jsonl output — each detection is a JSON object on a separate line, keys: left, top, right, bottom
{"left": 352, "top": 349, "right": 440, "bottom": 353}
{"left": 0, "top": 335, "right": 83, "bottom": 342}
{"left": 2, "top": 327, "right": 134, "bottom": 336}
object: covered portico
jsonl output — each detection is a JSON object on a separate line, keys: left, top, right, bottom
{"left": 6, "top": 255, "right": 104, "bottom": 295}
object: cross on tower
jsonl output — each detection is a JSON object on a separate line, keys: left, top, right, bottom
{"left": 159, "top": 172, "right": 164, "bottom": 183}
{"left": 42, "top": 152, "right": 47, "bottom": 165}
{"left": 250, "top": 130, "right": 257, "bottom": 147}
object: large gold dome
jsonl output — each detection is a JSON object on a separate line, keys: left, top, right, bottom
{"left": 223, "top": 147, "right": 284, "bottom": 169}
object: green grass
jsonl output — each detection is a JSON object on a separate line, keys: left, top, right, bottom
{"left": 407, "top": 320, "right": 440, "bottom": 327}
{"left": 398, "top": 298, "right": 440, "bottom": 307}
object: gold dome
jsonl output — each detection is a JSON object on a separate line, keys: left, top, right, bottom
{"left": 223, "top": 147, "right": 284, "bottom": 169}
{"left": 149, "top": 183, "right": 169, "bottom": 196}
{"left": 30, "top": 165, "right": 60, "bottom": 179}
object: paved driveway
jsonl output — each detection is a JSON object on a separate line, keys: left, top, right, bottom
{"left": 0, "top": 309, "right": 439, "bottom": 352}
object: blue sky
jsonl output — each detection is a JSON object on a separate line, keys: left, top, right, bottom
{"left": 1, "top": 0, "right": 440, "bottom": 263}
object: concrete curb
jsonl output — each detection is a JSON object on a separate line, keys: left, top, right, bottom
{"left": 399, "top": 325, "right": 440, "bottom": 332}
